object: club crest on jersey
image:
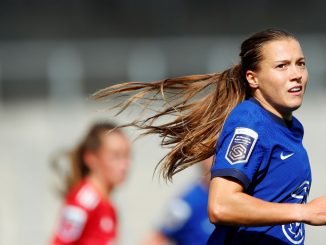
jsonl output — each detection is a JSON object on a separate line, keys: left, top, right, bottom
{"left": 225, "top": 127, "right": 258, "bottom": 165}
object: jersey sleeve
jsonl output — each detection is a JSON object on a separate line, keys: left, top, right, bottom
{"left": 158, "top": 198, "right": 192, "bottom": 240}
{"left": 211, "top": 111, "right": 266, "bottom": 190}
{"left": 52, "top": 183, "right": 100, "bottom": 244}
{"left": 52, "top": 204, "right": 88, "bottom": 244}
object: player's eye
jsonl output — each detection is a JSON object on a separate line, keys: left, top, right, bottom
{"left": 298, "top": 61, "right": 306, "bottom": 67}
{"left": 276, "top": 63, "right": 286, "bottom": 69}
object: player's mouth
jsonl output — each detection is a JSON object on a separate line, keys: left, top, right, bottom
{"left": 288, "top": 85, "right": 303, "bottom": 95}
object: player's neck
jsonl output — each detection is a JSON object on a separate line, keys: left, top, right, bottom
{"left": 87, "top": 174, "right": 113, "bottom": 198}
{"left": 252, "top": 95, "right": 293, "bottom": 121}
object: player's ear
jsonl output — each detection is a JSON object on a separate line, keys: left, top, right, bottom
{"left": 246, "top": 70, "right": 259, "bottom": 89}
{"left": 83, "top": 150, "right": 97, "bottom": 169}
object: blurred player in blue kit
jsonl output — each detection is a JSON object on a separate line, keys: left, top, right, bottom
{"left": 143, "top": 157, "right": 214, "bottom": 245}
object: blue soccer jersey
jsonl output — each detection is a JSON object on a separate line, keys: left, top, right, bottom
{"left": 209, "top": 98, "right": 312, "bottom": 245}
{"left": 159, "top": 182, "right": 214, "bottom": 245}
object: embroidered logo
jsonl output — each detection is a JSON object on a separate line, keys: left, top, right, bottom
{"left": 100, "top": 217, "right": 114, "bottom": 233}
{"left": 225, "top": 127, "right": 258, "bottom": 165}
{"left": 280, "top": 152, "right": 295, "bottom": 161}
{"left": 282, "top": 223, "right": 304, "bottom": 245}
{"left": 282, "top": 181, "right": 310, "bottom": 244}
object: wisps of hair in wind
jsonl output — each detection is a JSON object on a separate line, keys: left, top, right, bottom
{"left": 92, "top": 66, "right": 246, "bottom": 181}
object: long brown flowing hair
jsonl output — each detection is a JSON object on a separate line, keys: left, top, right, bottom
{"left": 92, "top": 28, "right": 295, "bottom": 181}
{"left": 52, "top": 122, "right": 120, "bottom": 196}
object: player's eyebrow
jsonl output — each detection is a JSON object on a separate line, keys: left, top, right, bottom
{"left": 274, "top": 57, "right": 305, "bottom": 63}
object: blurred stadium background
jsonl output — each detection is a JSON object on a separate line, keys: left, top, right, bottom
{"left": 0, "top": 1, "right": 325, "bottom": 244}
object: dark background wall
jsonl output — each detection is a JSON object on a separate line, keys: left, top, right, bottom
{"left": 1, "top": 0, "right": 325, "bottom": 39}
{"left": 0, "top": 1, "right": 326, "bottom": 102}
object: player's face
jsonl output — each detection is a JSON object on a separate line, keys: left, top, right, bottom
{"left": 249, "top": 38, "right": 308, "bottom": 119}
{"left": 95, "top": 132, "right": 131, "bottom": 189}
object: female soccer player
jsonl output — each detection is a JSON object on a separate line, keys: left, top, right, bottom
{"left": 143, "top": 158, "right": 214, "bottom": 245}
{"left": 93, "top": 29, "right": 326, "bottom": 244}
{"left": 51, "top": 122, "right": 130, "bottom": 245}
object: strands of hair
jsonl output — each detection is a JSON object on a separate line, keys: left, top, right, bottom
{"left": 92, "top": 66, "right": 246, "bottom": 181}
{"left": 92, "top": 28, "right": 295, "bottom": 181}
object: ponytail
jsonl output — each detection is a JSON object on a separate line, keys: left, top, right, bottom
{"left": 93, "top": 64, "right": 248, "bottom": 181}
{"left": 92, "top": 28, "right": 297, "bottom": 180}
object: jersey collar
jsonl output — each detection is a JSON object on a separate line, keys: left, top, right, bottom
{"left": 248, "top": 97, "right": 293, "bottom": 128}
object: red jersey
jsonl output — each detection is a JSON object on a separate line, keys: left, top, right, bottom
{"left": 52, "top": 180, "right": 117, "bottom": 245}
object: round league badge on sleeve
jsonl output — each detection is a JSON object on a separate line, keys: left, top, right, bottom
{"left": 225, "top": 127, "right": 258, "bottom": 165}
{"left": 57, "top": 205, "right": 87, "bottom": 242}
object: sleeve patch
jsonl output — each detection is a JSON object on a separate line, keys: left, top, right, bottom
{"left": 57, "top": 205, "right": 87, "bottom": 242}
{"left": 160, "top": 199, "right": 191, "bottom": 232}
{"left": 225, "top": 127, "right": 258, "bottom": 165}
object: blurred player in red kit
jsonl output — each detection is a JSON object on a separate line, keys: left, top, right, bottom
{"left": 51, "top": 122, "right": 131, "bottom": 245}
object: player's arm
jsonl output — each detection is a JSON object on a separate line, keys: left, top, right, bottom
{"left": 141, "top": 232, "right": 170, "bottom": 245}
{"left": 51, "top": 205, "right": 88, "bottom": 245}
{"left": 142, "top": 197, "right": 191, "bottom": 245}
{"left": 208, "top": 176, "right": 326, "bottom": 226}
